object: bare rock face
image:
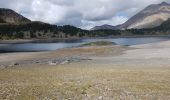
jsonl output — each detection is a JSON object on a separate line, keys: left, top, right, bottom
{"left": 0, "top": 8, "right": 31, "bottom": 24}
{"left": 120, "top": 2, "right": 170, "bottom": 29}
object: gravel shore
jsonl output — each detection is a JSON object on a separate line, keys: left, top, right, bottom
{"left": 0, "top": 45, "right": 127, "bottom": 67}
{"left": 1, "top": 40, "right": 170, "bottom": 67}
{"left": 1, "top": 41, "right": 170, "bottom": 99}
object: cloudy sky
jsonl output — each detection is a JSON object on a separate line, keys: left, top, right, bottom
{"left": 0, "top": 0, "right": 169, "bottom": 29}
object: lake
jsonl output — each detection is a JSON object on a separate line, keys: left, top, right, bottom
{"left": 0, "top": 37, "right": 169, "bottom": 53}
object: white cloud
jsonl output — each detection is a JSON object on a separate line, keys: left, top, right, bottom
{"left": 0, "top": 0, "right": 169, "bottom": 29}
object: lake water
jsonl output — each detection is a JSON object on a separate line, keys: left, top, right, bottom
{"left": 0, "top": 37, "right": 169, "bottom": 53}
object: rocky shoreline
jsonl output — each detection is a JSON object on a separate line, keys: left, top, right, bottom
{"left": 0, "top": 43, "right": 127, "bottom": 69}
{"left": 0, "top": 56, "right": 92, "bottom": 68}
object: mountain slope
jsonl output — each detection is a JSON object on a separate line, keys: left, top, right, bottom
{"left": 92, "top": 2, "right": 170, "bottom": 30}
{"left": 120, "top": 2, "right": 170, "bottom": 29}
{"left": 153, "top": 18, "right": 170, "bottom": 30}
{"left": 0, "top": 8, "right": 31, "bottom": 24}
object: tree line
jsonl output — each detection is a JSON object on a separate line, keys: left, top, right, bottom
{"left": 0, "top": 19, "right": 170, "bottom": 39}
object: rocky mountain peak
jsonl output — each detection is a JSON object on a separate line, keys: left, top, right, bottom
{"left": 160, "top": 1, "right": 169, "bottom": 5}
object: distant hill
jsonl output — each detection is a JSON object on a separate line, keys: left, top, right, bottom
{"left": 91, "top": 24, "right": 120, "bottom": 30}
{"left": 0, "top": 8, "right": 91, "bottom": 39}
{"left": 0, "top": 21, "right": 89, "bottom": 39}
{"left": 0, "top": 8, "right": 31, "bottom": 24}
{"left": 92, "top": 2, "right": 170, "bottom": 30}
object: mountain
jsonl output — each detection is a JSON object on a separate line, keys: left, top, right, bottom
{"left": 91, "top": 24, "right": 120, "bottom": 30}
{"left": 120, "top": 2, "right": 170, "bottom": 29}
{"left": 92, "top": 2, "right": 170, "bottom": 30}
{"left": 0, "top": 8, "right": 89, "bottom": 39}
{"left": 0, "top": 8, "right": 31, "bottom": 24}
{"left": 1, "top": 6, "right": 170, "bottom": 39}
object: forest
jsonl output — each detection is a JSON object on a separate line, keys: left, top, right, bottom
{"left": 0, "top": 19, "right": 170, "bottom": 39}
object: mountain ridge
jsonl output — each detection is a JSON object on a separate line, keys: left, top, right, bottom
{"left": 92, "top": 2, "right": 170, "bottom": 30}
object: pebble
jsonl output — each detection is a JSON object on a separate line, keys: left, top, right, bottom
{"left": 48, "top": 61, "right": 58, "bottom": 65}
{"left": 98, "top": 96, "right": 103, "bottom": 99}
{"left": 9, "top": 62, "right": 19, "bottom": 67}
{"left": 61, "top": 60, "right": 69, "bottom": 64}
{"left": 3, "top": 57, "right": 92, "bottom": 66}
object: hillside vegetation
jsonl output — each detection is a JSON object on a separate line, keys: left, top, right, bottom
{"left": 1, "top": 19, "right": 170, "bottom": 39}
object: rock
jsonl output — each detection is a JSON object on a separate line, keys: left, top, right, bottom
{"left": 83, "top": 57, "right": 92, "bottom": 61}
{"left": 98, "top": 96, "right": 103, "bottom": 99}
{"left": 48, "top": 61, "right": 58, "bottom": 65}
{"left": 9, "top": 62, "right": 19, "bottom": 67}
{"left": 14, "top": 62, "right": 19, "bottom": 66}
{"left": 61, "top": 60, "right": 69, "bottom": 64}
{"left": 35, "top": 60, "right": 40, "bottom": 64}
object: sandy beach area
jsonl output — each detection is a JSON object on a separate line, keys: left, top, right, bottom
{"left": 1, "top": 40, "right": 170, "bottom": 99}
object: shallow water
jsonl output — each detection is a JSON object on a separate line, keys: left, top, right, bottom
{"left": 0, "top": 37, "right": 169, "bottom": 53}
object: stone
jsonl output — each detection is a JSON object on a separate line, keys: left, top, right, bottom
{"left": 48, "top": 61, "right": 58, "bottom": 65}
{"left": 98, "top": 96, "right": 103, "bottom": 99}
{"left": 61, "top": 60, "right": 69, "bottom": 64}
{"left": 9, "top": 62, "right": 19, "bottom": 67}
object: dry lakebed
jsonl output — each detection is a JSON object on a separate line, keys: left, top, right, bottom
{"left": 1, "top": 40, "right": 170, "bottom": 99}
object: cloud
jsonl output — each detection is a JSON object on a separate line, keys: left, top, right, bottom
{"left": 0, "top": 0, "right": 169, "bottom": 29}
